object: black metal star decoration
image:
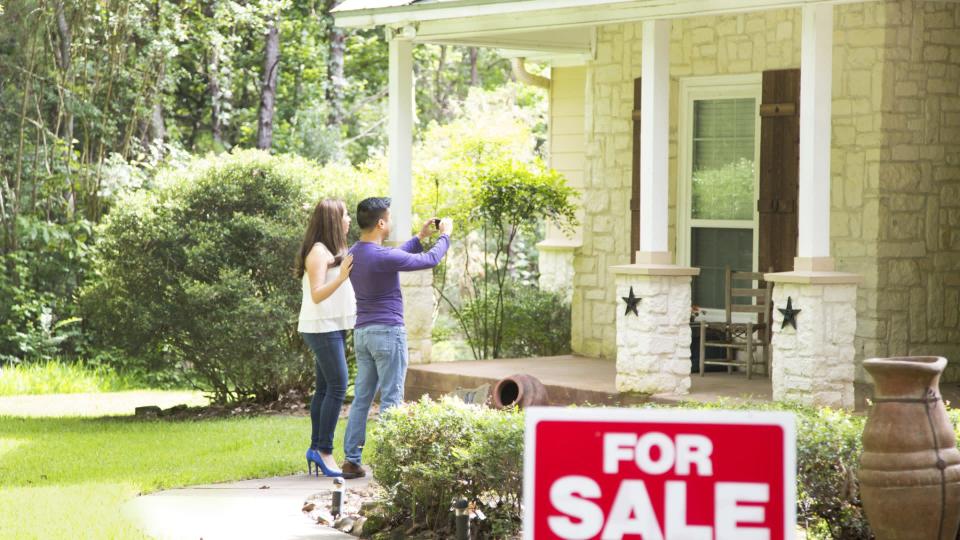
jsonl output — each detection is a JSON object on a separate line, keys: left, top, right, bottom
{"left": 622, "top": 286, "right": 641, "bottom": 316}
{"left": 778, "top": 296, "right": 801, "bottom": 330}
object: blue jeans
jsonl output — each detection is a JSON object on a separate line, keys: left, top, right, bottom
{"left": 301, "top": 331, "right": 349, "bottom": 454}
{"left": 343, "top": 324, "right": 407, "bottom": 465}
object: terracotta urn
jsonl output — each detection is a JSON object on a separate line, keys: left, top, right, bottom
{"left": 859, "top": 356, "right": 960, "bottom": 539}
{"left": 492, "top": 374, "right": 548, "bottom": 409}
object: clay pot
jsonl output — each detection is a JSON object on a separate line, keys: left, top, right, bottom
{"left": 492, "top": 374, "right": 548, "bottom": 409}
{"left": 859, "top": 356, "right": 960, "bottom": 540}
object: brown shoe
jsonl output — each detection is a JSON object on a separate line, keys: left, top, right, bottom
{"left": 340, "top": 461, "right": 366, "bottom": 479}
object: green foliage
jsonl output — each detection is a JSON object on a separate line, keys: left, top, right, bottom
{"left": 81, "top": 149, "right": 317, "bottom": 403}
{"left": 434, "top": 155, "right": 578, "bottom": 360}
{"left": 500, "top": 286, "right": 572, "bottom": 358}
{"left": 644, "top": 400, "right": 870, "bottom": 539}
{"left": 0, "top": 218, "right": 93, "bottom": 365}
{"left": 461, "top": 282, "right": 571, "bottom": 359}
{"left": 691, "top": 158, "right": 755, "bottom": 220}
{"left": 370, "top": 397, "right": 524, "bottom": 539}
{"left": 0, "top": 360, "right": 137, "bottom": 396}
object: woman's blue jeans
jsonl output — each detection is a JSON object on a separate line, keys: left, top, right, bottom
{"left": 300, "top": 330, "right": 348, "bottom": 454}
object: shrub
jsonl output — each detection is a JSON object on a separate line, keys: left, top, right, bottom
{"left": 679, "top": 401, "right": 870, "bottom": 538}
{"left": 369, "top": 398, "right": 960, "bottom": 539}
{"left": 461, "top": 283, "right": 571, "bottom": 359}
{"left": 0, "top": 218, "right": 93, "bottom": 365}
{"left": 82, "top": 149, "right": 321, "bottom": 403}
{"left": 370, "top": 397, "right": 524, "bottom": 539}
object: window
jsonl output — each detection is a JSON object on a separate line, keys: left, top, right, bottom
{"left": 678, "top": 76, "right": 761, "bottom": 312}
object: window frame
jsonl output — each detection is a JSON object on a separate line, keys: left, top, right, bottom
{"left": 677, "top": 74, "right": 762, "bottom": 317}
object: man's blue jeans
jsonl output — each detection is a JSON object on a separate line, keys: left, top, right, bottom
{"left": 344, "top": 324, "right": 408, "bottom": 465}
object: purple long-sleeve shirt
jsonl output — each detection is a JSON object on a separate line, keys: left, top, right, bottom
{"left": 349, "top": 234, "right": 450, "bottom": 328}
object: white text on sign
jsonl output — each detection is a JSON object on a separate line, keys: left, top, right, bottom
{"left": 547, "top": 432, "right": 771, "bottom": 540}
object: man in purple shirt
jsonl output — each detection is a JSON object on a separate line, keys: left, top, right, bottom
{"left": 341, "top": 197, "right": 452, "bottom": 477}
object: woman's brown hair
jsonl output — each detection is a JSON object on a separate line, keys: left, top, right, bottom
{"left": 294, "top": 199, "right": 348, "bottom": 278}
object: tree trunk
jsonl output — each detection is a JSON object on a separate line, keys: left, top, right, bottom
{"left": 468, "top": 47, "right": 480, "bottom": 86}
{"left": 203, "top": 0, "right": 224, "bottom": 148}
{"left": 55, "top": 1, "right": 75, "bottom": 215}
{"left": 149, "top": 103, "right": 166, "bottom": 143}
{"left": 435, "top": 45, "right": 448, "bottom": 120}
{"left": 256, "top": 22, "right": 280, "bottom": 150}
{"left": 208, "top": 50, "right": 224, "bottom": 147}
{"left": 325, "top": 7, "right": 346, "bottom": 129}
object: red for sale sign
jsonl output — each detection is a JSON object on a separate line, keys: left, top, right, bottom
{"left": 523, "top": 408, "right": 796, "bottom": 540}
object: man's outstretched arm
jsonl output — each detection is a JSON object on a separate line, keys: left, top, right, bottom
{"left": 378, "top": 235, "right": 450, "bottom": 272}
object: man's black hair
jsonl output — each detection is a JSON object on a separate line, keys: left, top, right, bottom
{"left": 356, "top": 197, "right": 391, "bottom": 230}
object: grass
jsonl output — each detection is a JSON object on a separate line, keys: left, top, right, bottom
{"left": 0, "top": 361, "right": 140, "bottom": 397}
{"left": 0, "top": 412, "right": 372, "bottom": 539}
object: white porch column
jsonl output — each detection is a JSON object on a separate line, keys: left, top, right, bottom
{"left": 388, "top": 31, "right": 434, "bottom": 364}
{"left": 638, "top": 18, "right": 671, "bottom": 260}
{"left": 797, "top": 3, "right": 833, "bottom": 268}
{"left": 766, "top": 4, "right": 860, "bottom": 410}
{"left": 609, "top": 19, "right": 698, "bottom": 397}
{"left": 388, "top": 34, "right": 413, "bottom": 242}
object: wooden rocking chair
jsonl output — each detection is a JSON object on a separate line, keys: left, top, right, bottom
{"left": 697, "top": 267, "right": 773, "bottom": 379}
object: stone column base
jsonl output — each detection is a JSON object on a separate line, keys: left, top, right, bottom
{"left": 610, "top": 261, "right": 700, "bottom": 395}
{"left": 765, "top": 269, "right": 862, "bottom": 410}
{"left": 400, "top": 269, "right": 435, "bottom": 364}
{"left": 537, "top": 240, "right": 579, "bottom": 302}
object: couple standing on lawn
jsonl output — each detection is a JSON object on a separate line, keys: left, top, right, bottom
{"left": 294, "top": 197, "right": 452, "bottom": 479}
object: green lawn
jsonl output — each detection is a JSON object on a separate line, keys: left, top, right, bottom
{"left": 0, "top": 412, "right": 365, "bottom": 539}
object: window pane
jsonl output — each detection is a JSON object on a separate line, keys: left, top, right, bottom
{"left": 691, "top": 227, "right": 753, "bottom": 310}
{"left": 691, "top": 98, "right": 756, "bottom": 221}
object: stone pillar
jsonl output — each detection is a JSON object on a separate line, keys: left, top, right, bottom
{"left": 401, "top": 269, "right": 435, "bottom": 364}
{"left": 537, "top": 240, "right": 578, "bottom": 302}
{"left": 611, "top": 255, "right": 699, "bottom": 395}
{"left": 766, "top": 267, "right": 861, "bottom": 409}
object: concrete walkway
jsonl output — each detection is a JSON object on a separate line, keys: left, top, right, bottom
{"left": 123, "top": 474, "right": 369, "bottom": 540}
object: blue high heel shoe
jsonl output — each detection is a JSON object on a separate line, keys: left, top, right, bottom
{"left": 306, "top": 448, "right": 343, "bottom": 477}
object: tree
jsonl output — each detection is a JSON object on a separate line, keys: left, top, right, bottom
{"left": 323, "top": 0, "right": 346, "bottom": 130}
{"left": 432, "top": 156, "right": 578, "bottom": 360}
{"left": 256, "top": 18, "right": 281, "bottom": 150}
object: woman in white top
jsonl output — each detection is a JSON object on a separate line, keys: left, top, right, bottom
{"left": 295, "top": 198, "right": 356, "bottom": 477}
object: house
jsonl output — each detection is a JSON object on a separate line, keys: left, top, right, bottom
{"left": 334, "top": 0, "right": 960, "bottom": 409}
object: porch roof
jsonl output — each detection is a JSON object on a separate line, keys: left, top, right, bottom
{"left": 333, "top": 0, "right": 876, "bottom": 59}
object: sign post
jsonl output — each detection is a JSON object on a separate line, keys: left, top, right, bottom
{"left": 523, "top": 407, "right": 796, "bottom": 540}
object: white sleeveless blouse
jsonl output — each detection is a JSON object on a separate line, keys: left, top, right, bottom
{"left": 297, "top": 243, "right": 357, "bottom": 333}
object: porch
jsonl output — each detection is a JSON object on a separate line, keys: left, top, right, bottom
{"left": 332, "top": 0, "right": 960, "bottom": 411}
{"left": 407, "top": 355, "right": 960, "bottom": 412}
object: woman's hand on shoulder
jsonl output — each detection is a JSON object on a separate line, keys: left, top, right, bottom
{"left": 339, "top": 254, "right": 354, "bottom": 282}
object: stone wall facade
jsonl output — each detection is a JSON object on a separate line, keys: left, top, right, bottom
{"left": 872, "top": 1, "right": 960, "bottom": 379}
{"left": 565, "top": 0, "right": 960, "bottom": 380}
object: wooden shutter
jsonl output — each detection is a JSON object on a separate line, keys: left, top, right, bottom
{"left": 630, "top": 78, "right": 641, "bottom": 263}
{"left": 758, "top": 69, "right": 800, "bottom": 273}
